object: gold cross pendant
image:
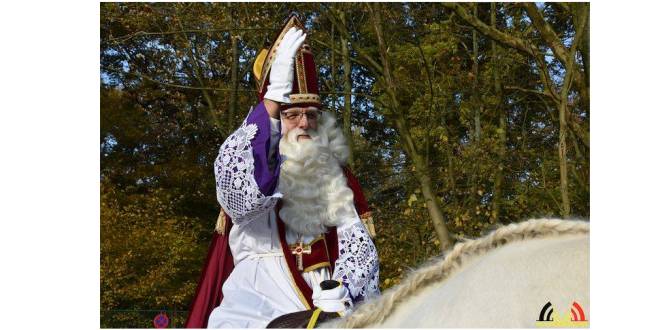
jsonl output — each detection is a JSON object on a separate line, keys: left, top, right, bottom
{"left": 290, "top": 240, "right": 312, "bottom": 271}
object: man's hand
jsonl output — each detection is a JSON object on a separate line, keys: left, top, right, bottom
{"left": 264, "top": 27, "right": 306, "bottom": 106}
{"left": 312, "top": 280, "right": 353, "bottom": 313}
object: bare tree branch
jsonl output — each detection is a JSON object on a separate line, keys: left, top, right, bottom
{"left": 521, "top": 3, "right": 571, "bottom": 67}
{"left": 324, "top": 5, "right": 385, "bottom": 75}
{"left": 522, "top": 3, "right": 588, "bottom": 105}
{"left": 107, "top": 28, "right": 278, "bottom": 43}
{"left": 441, "top": 2, "right": 537, "bottom": 57}
{"left": 504, "top": 85, "right": 554, "bottom": 99}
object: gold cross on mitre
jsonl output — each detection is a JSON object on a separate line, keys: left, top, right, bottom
{"left": 290, "top": 240, "right": 312, "bottom": 271}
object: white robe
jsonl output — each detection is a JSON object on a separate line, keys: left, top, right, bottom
{"left": 207, "top": 207, "right": 368, "bottom": 328}
{"left": 208, "top": 108, "right": 379, "bottom": 328}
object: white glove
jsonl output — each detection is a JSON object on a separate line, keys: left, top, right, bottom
{"left": 312, "top": 281, "right": 353, "bottom": 313}
{"left": 263, "top": 27, "right": 307, "bottom": 104}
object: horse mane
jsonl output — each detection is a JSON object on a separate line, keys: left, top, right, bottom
{"left": 326, "top": 218, "right": 590, "bottom": 328}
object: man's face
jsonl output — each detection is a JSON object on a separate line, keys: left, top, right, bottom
{"left": 280, "top": 106, "right": 320, "bottom": 141}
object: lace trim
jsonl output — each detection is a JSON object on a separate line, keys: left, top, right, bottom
{"left": 333, "top": 220, "right": 380, "bottom": 301}
{"left": 214, "top": 120, "right": 281, "bottom": 225}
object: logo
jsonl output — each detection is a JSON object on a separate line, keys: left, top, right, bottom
{"left": 153, "top": 312, "right": 170, "bottom": 328}
{"left": 535, "top": 301, "right": 589, "bottom": 328}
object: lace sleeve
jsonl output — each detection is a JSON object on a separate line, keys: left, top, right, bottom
{"left": 214, "top": 120, "right": 282, "bottom": 226}
{"left": 332, "top": 219, "right": 380, "bottom": 302}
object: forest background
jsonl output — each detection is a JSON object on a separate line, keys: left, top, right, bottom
{"left": 100, "top": 2, "right": 589, "bottom": 327}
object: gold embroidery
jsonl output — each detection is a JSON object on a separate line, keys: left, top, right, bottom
{"left": 303, "top": 261, "right": 331, "bottom": 273}
{"left": 359, "top": 212, "right": 377, "bottom": 238}
{"left": 301, "top": 44, "right": 313, "bottom": 54}
{"left": 290, "top": 240, "right": 312, "bottom": 271}
{"left": 289, "top": 93, "right": 321, "bottom": 103}
{"left": 214, "top": 209, "right": 227, "bottom": 235}
{"left": 296, "top": 50, "right": 308, "bottom": 94}
{"left": 287, "top": 235, "right": 324, "bottom": 249}
{"left": 283, "top": 259, "right": 312, "bottom": 310}
{"left": 257, "top": 16, "right": 305, "bottom": 95}
{"left": 288, "top": 235, "right": 327, "bottom": 271}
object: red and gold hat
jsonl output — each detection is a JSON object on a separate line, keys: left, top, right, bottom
{"left": 253, "top": 14, "right": 322, "bottom": 110}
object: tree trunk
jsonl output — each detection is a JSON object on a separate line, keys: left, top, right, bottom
{"left": 340, "top": 11, "right": 355, "bottom": 168}
{"left": 331, "top": 24, "right": 337, "bottom": 113}
{"left": 419, "top": 172, "right": 453, "bottom": 251}
{"left": 472, "top": 4, "right": 481, "bottom": 144}
{"left": 229, "top": 34, "right": 239, "bottom": 129}
{"left": 571, "top": 3, "right": 590, "bottom": 89}
{"left": 557, "top": 3, "right": 588, "bottom": 218}
{"left": 175, "top": 13, "right": 220, "bottom": 128}
{"left": 469, "top": 4, "right": 481, "bottom": 219}
{"left": 442, "top": 103, "right": 456, "bottom": 192}
{"left": 490, "top": 2, "right": 506, "bottom": 223}
{"left": 442, "top": 2, "right": 589, "bottom": 108}
{"left": 369, "top": 3, "right": 454, "bottom": 251}
{"left": 558, "top": 100, "right": 570, "bottom": 218}
{"left": 521, "top": 2, "right": 589, "bottom": 107}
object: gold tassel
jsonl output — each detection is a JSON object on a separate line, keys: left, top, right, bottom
{"left": 215, "top": 209, "right": 227, "bottom": 235}
{"left": 359, "top": 212, "right": 377, "bottom": 238}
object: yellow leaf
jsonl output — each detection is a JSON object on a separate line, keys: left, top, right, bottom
{"left": 407, "top": 194, "right": 418, "bottom": 206}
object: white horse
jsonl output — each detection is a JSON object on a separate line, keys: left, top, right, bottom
{"left": 323, "top": 219, "right": 589, "bottom": 328}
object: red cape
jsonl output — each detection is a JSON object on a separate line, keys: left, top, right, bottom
{"left": 184, "top": 167, "right": 370, "bottom": 328}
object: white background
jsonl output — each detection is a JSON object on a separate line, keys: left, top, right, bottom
{"left": 0, "top": 1, "right": 658, "bottom": 329}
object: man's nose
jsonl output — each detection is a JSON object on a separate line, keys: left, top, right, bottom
{"left": 297, "top": 113, "right": 309, "bottom": 129}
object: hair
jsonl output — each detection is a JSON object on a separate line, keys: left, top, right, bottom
{"left": 325, "top": 218, "right": 590, "bottom": 328}
{"left": 277, "top": 112, "right": 356, "bottom": 236}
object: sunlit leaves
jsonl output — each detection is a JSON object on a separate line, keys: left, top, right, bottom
{"left": 100, "top": 2, "right": 588, "bottom": 323}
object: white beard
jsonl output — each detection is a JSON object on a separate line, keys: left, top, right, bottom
{"left": 277, "top": 113, "right": 356, "bottom": 236}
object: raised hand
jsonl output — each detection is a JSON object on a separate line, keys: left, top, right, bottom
{"left": 264, "top": 27, "right": 307, "bottom": 104}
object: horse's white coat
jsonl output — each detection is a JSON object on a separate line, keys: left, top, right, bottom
{"left": 374, "top": 234, "right": 589, "bottom": 327}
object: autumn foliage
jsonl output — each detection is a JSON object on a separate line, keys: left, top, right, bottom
{"left": 101, "top": 2, "right": 588, "bottom": 327}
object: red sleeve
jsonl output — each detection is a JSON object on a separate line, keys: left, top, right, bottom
{"left": 342, "top": 167, "right": 370, "bottom": 216}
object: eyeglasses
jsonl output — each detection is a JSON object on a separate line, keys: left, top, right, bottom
{"left": 281, "top": 108, "right": 322, "bottom": 122}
